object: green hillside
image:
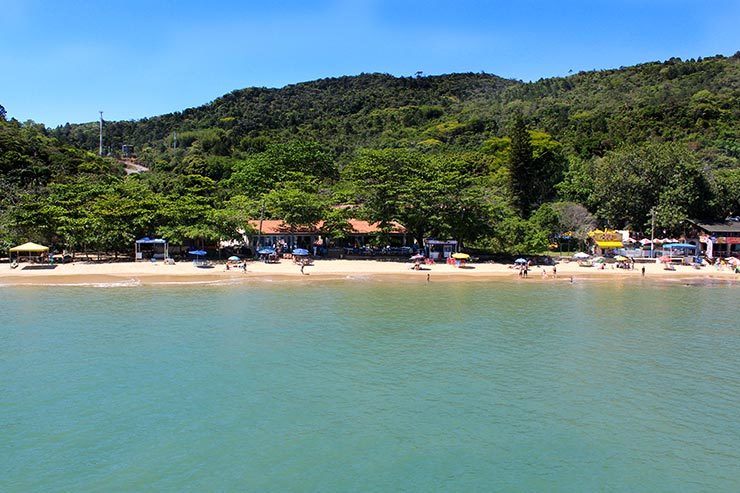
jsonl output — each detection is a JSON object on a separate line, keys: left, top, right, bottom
{"left": 2, "top": 53, "right": 739, "bottom": 255}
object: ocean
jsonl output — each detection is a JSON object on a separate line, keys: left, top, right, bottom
{"left": 1, "top": 279, "right": 738, "bottom": 491}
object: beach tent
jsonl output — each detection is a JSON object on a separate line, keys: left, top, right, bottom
{"left": 135, "top": 237, "right": 168, "bottom": 261}
{"left": 573, "top": 252, "right": 590, "bottom": 259}
{"left": 9, "top": 242, "right": 49, "bottom": 263}
{"left": 10, "top": 242, "right": 49, "bottom": 253}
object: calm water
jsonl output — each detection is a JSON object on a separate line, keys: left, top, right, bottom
{"left": 1, "top": 279, "right": 739, "bottom": 492}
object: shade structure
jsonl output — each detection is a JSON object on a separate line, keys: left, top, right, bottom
{"left": 662, "top": 243, "right": 697, "bottom": 249}
{"left": 227, "top": 256, "right": 240, "bottom": 261}
{"left": 9, "top": 242, "right": 49, "bottom": 252}
{"left": 639, "top": 238, "right": 653, "bottom": 246}
{"left": 614, "top": 255, "right": 629, "bottom": 261}
{"left": 410, "top": 254, "right": 425, "bottom": 260}
{"left": 659, "top": 255, "right": 672, "bottom": 263}
{"left": 592, "top": 257, "right": 605, "bottom": 263}
{"left": 514, "top": 258, "right": 527, "bottom": 264}
{"left": 257, "top": 248, "right": 275, "bottom": 255}
{"left": 188, "top": 250, "right": 207, "bottom": 256}
{"left": 595, "top": 240, "right": 624, "bottom": 249}
{"left": 452, "top": 253, "right": 470, "bottom": 260}
{"left": 292, "top": 248, "right": 309, "bottom": 256}
{"left": 573, "top": 252, "right": 590, "bottom": 259}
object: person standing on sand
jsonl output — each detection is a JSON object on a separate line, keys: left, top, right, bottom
{"left": 552, "top": 265, "right": 557, "bottom": 278}
{"left": 641, "top": 266, "right": 645, "bottom": 277}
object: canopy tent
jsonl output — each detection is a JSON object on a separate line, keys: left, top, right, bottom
{"left": 134, "top": 237, "right": 168, "bottom": 261}
{"left": 9, "top": 242, "right": 49, "bottom": 264}
{"left": 662, "top": 243, "right": 697, "bottom": 249}
{"left": 10, "top": 242, "right": 49, "bottom": 253}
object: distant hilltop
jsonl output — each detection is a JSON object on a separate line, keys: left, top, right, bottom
{"left": 50, "top": 53, "right": 739, "bottom": 166}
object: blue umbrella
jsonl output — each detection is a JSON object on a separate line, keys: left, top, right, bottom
{"left": 292, "top": 248, "right": 309, "bottom": 256}
{"left": 188, "top": 250, "right": 207, "bottom": 256}
{"left": 257, "top": 248, "right": 275, "bottom": 255}
{"left": 514, "top": 258, "right": 527, "bottom": 264}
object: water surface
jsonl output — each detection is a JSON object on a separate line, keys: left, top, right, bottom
{"left": 2, "top": 280, "right": 738, "bottom": 491}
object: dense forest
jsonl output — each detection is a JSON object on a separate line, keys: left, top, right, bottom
{"left": 2, "top": 53, "right": 739, "bottom": 255}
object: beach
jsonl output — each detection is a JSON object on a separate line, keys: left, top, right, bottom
{"left": 1, "top": 258, "right": 736, "bottom": 285}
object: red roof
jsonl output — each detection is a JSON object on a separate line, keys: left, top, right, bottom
{"left": 248, "top": 219, "right": 405, "bottom": 235}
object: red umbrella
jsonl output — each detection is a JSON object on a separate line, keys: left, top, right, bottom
{"left": 659, "top": 255, "right": 671, "bottom": 263}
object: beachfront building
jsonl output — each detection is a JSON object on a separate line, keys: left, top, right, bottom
{"left": 686, "top": 219, "right": 740, "bottom": 259}
{"left": 247, "top": 219, "right": 408, "bottom": 255}
{"left": 587, "top": 229, "right": 624, "bottom": 256}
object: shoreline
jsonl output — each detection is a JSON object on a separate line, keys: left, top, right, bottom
{"left": 0, "top": 259, "right": 737, "bottom": 286}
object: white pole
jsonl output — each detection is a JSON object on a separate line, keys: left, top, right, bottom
{"left": 650, "top": 208, "right": 655, "bottom": 259}
{"left": 99, "top": 111, "right": 104, "bottom": 156}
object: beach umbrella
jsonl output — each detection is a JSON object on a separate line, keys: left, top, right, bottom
{"left": 573, "top": 252, "right": 590, "bottom": 259}
{"left": 188, "top": 250, "right": 207, "bottom": 256}
{"left": 614, "top": 255, "right": 628, "bottom": 261}
{"left": 514, "top": 258, "right": 527, "bottom": 264}
{"left": 639, "top": 238, "right": 652, "bottom": 246}
{"left": 592, "top": 257, "right": 605, "bottom": 263}
{"left": 410, "top": 254, "right": 425, "bottom": 260}
{"left": 257, "top": 248, "right": 275, "bottom": 255}
{"left": 292, "top": 248, "right": 309, "bottom": 256}
{"left": 227, "top": 255, "right": 240, "bottom": 261}
{"left": 452, "top": 253, "right": 470, "bottom": 260}
{"left": 658, "top": 255, "right": 671, "bottom": 263}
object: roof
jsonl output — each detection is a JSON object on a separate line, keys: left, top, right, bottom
{"left": 688, "top": 220, "right": 740, "bottom": 234}
{"left": 9, "top": 242, "right": 49, "bottom": 252}
{"left": 594, "top": 240, "right": 624, "bottom": 248}
{"left": 248, "top": 219, "right": 405, "bottom": 235}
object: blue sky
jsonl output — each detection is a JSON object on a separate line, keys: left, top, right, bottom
{"left": 1, "top": 0, "right": 738, "bottom": 127}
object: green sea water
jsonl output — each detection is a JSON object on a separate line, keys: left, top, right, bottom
{"left": 1, "top": 279, "right": 739, "bottom": 492}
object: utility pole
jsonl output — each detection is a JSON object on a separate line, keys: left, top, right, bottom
{"left": 99, "top": 111, "right": 104, "bottom": 156}
{"left": 650, "top": 208, "right": 656, "bottom": 259}
{"left": 258, "top": 202, "right": 265, "bottom": 249}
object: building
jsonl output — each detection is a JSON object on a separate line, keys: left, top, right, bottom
{"left": 686, "top": 219, "right": 740, "bottom": 258}
{"left": 247, "top": 219, "right": 407, "bottom": 253}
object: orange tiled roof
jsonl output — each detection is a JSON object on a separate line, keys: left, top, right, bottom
{"left": 248, "top": 219, "right": 405, "bottom": 235}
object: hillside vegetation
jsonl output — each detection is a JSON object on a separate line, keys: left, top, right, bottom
{"left": 2, "top": 53, "right": 739, "bottom": 254}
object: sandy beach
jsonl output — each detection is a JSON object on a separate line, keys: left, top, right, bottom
{"left": 1, "top": 258, "right": 737, "bottom": 286}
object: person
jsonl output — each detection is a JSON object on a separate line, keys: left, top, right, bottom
{"left": 426, "top": 273, "right": 430, "bottom": 282}
{"left": 641, "top": 265, "right": 645, "bottom": 277}
{"left": 300, "top": 261, "right": 305, "bottom": 275}
{"left": 541, "top": 268, "right": 547, "bottom": 279}
{"left": 242, "top": 262, "right": 247, "bottom": 273}
{"left": 552, "top": 265, "right": 557, "bottom": 278}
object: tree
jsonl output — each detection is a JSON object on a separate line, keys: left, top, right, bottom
{"left": 591, "top": 142, "right": 711, "bottom": 231}
{"left": 508, "top": 117, "right": 535, "bottom": 216}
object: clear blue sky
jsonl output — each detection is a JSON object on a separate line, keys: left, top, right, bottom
{"left": 1, "top": 0, "right": 738, "bottom": 127}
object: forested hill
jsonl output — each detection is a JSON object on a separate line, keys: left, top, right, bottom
{"left": 2, "top": 54, "right": 739, "bottom": 255}
{"left": 53, "top": 54, "right": 739, "bottom": 166}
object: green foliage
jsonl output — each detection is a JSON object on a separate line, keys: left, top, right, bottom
{"left": 591, "top": 142, "right": 711, "bottom": 230}
{"left": 4, "top": 55, "right": 740, "bottom": 254}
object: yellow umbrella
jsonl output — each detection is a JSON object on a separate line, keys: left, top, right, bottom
{"left": 614, "top": 255, "right": 628, "bottom": 261}
{"left": 451, "top": 253, "right": 470, "bottom": 260}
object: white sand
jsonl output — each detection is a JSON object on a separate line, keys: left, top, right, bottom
{"left": 0, "top": 258, "right": 737, "bottom": 285}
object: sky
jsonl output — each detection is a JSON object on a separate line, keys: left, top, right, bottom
{"left": 1, "top": 0, "right": 738, "bottom": 127}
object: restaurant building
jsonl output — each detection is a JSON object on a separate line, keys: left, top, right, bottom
{"left": 687, "top": 219, "right": 740, "bottom": 258}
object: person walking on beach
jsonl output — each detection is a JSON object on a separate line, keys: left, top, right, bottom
{"left": 552, "top": 265, "right": 557, "bottom": 278}
{"left": 641, "top": 265, "right": 645, "bottom": 277}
